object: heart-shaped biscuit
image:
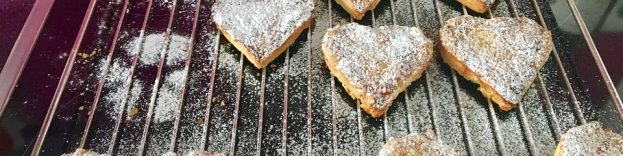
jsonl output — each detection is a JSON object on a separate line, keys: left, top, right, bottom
{"left": 212, "top": 0, "right": 314, "bottom": 68}
{"left": 335, "top": 0, "right": 381, "bottom": 20}
{"left": 440, "top": 15, "right": 553, "bottom": 111}
{"left": 322, "top": 23, "right": 433, "bottom": 117}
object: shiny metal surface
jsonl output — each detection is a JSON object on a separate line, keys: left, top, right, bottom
{"left": 0, "top": 0, "right": 55, "bottom": 117}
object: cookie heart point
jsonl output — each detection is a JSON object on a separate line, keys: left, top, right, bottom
{"left": 457, "top": 0, "right": 495, "bottom": 13}
{"left": 335, "top": 0, "right": 381, "bottom": 20}
{"left": 212, "top": 0, "right": 314, "bottom": 68}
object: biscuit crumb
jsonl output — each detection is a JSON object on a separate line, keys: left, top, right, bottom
{"left": 197, "top": 118, "right": 205, "bottom": 124}
{"left": 129, "top": 107, "right": 139, "bottom": 117}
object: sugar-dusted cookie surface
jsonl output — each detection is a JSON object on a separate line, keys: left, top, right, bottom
{"left": 322, "top": 23, "right": 433, "bottom": 117}
{"left": 555, "top": 122, "right": 623, "bottom": 156}
{"left": 212, "top": 0, "right": 314, "bottom": 68}
{"left": 440, "top": 15, "right": 553, "bottom": 111}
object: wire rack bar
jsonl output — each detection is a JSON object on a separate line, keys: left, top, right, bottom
{"left": 170, "top": 0, "right": 203, "bottom": 151}
{"left": 31, "top": 0, "right": 99, "bottom": 154}
{"left": 79, "top": 0, "right": 133, "bottom": 149}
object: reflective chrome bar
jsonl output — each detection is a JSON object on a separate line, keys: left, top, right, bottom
{"left": 200, "top": 31, "right": 221, "bottom": 150}
{"left": 281, "top": 49, "right": 290, "bottom": 155}
{"left": 170, "top": 0, "right": 203, "bottom": 150}
{"left": 229, "top": 54, "right": 245, "bottom": 154}
{"left": 565, "top": 0, "right": 623, "bottom": 119}
{"left": 31, "top": 0, "right": 98, "bottom": 154}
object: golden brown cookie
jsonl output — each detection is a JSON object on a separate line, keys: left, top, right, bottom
{"left": 322, "top": 23, "right": 433, "bottom": 117}
{"left": 212, "top": 0, "right": 314, "bottom": 68}
{"left": 440, "top": 15, "right": 553, "bottom": 111}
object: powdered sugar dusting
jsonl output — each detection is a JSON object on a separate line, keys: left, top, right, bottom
{"left": 287, "top": 44, "right": 309, "bottom": 77}
{"left": 497, "top": 110, "right": 530, "bottom": 155}
{"left": 392, "top": 0, "right": 415, "bottom": 26}
{"left": 116, "top": 31, "right": 191, "bottom": 123}
{"left": 426, "top": 58, "right": 468, "bottom": 154}
{"left": 124, "top": 33, "right": 190, "bottom": 66}
{"left": 102, "top": 60, "right": 132, "bottom": 117}
{"left": 455, "top": 81, "right": 499, "bottom": 155}
{"left": 212, "top": 0, "right": 313, "bottom": 61}
{"left": 126, "top": 79, "right": 143, "bottom": 119}
{"left": 62, "top": 148, "right": 109, "bottom": 156}
{"left": 309, "top": 0, "right": 336, "bottom": 155}
{"left": 234, "top": 65, "right": 261, "bottom": 155}
{"left": 154, "top": 69, "right": 187, "bottom": 123}
{"left": 482, "top": 0, "right": 495, "bottom": 7}
{"left": 348, "top": 0, "right": 374, "bottom": 13}
{"left": 560, "top": 122, "right": 623, "bottom": 155}
{"left": 166, "top": 34, "right": 191, "bottom": 66}
{"left": 184, "top": 151, "right": 227, "bottom": 156}
{"left": 521, "top": 83, "right": 557, "bottom": 155}
{"left": 205, "top": 43, "right": 240, "bottom": 152}
{"left": 540, "top": 60, "right": 580, "bottom": 133}
{"left": 379, "top": 130, "right": 458, "bottom": 156}
{"left": 405, "top": 82, "right": 433, "bottom": 133}
{"left": 332, "top": 85, "right": 360, "bottom": 155}
{"left": 386, "top": 97, "right": 409, "bottom": 139}
{"left": 322, "top": 23, "right": 433, "bottom": 110}
{"left": 440, "top": 15, "right": 553, "bottom": 104}
{"left": 491, "top": 0, "right": 511, "bottom": 18}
